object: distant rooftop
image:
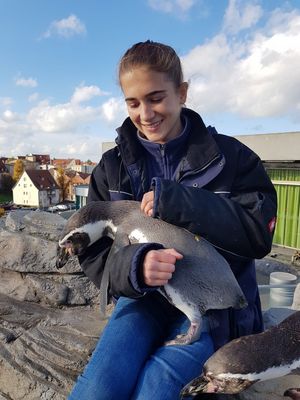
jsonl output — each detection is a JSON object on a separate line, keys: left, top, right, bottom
{"left": 234, "top": 131, "right": 300, "bottom": 162}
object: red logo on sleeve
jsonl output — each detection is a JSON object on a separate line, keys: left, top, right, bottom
{"left": 268, "top": 217, "right": 276, "bottom": 233}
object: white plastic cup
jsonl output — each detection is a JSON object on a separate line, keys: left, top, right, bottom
{"left": 269, "top": 271, "right": 298, "bottom": 307}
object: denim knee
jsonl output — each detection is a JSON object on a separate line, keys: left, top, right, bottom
{"left": 68, "top": 373, "right": 131, "bottom": 400}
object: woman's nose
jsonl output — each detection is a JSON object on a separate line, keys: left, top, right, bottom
{"left": 140, "top": 103, "right": 154, "bottom": 121}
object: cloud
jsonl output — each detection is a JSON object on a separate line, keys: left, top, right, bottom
{"left": 183, "top": 6, "right": 300, "bottom": 121}
{"left": 0, "top": 111, "right": 33, "bottom": 157}
{"left": 0, "top": 84, "right": 123, "bottom": 147}
{"left": 71, "top": 84, "right": 109, "bottom": 104}
{"left": 28, "top": 93, "right": 39, "bottom": 103}
{"left": 148, "top": 0, "right": 196, "bottom": 15}
{"left": 223, "top": 0, "right": 263, "bottom": 35}
{"left": 15, "top": 76, "right": 38, "bottom": 88}
{"left": 25, "top": 85, "right": 123, "bottom": 133}
{"left": 42, "top": 14, "right": 86, "bottom": 39}
{"left": 2, "top": 110, "right": 20, "bottom": 123}
{"left": 101, "top": 97, "right": 127, "bottom": 123}
{"left": 0, "top": 97, "right": 13, "bottom": 107}
{"left": 26, "top": 100, "right": 99, "bottom": 133}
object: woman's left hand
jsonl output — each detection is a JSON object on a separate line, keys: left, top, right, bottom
{"left": 141, "top": 191, "right": 154, "bottom": 217}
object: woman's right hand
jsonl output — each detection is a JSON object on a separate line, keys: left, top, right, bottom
{"left": 143, "top": 248, "right": 183, "bottom": 287}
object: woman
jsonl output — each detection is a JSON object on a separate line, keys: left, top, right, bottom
{"left": 68, "top": 40, "right": 277, "bottom": 400}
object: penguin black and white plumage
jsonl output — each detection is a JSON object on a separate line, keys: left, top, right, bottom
{"left": 57, "top": 200, "right": 247, "bottom": 346}
{"left": 181, "top": 311, "right": 300, "bottom": 396}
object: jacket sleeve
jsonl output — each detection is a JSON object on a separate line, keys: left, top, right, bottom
{"left": 152, "top": 146, "right": 277, "bottom": 260}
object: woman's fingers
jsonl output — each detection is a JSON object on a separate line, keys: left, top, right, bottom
{"left": 141, "top": 191, "right": 154, "bottom": 216}
{"left": 143, "top": 248, "right": 183, "bottom": 286}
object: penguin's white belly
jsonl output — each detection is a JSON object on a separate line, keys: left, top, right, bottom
{"left": 160, "top": 285, "right": 201, "bottom": 324}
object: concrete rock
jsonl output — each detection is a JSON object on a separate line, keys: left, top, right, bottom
{"left": 5, "top": 211, "right": 66, "bottom": 241}
{"left": 0, "top": 228, "right": 81, "bottom": 275}
{"left": 0, "top": 211, "right": 107, "bottom": 399}
{"left": 0, "top": 293, "right": 106, "bottom": 400}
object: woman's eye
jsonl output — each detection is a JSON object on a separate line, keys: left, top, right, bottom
{"left": 151, "top": 97, "right": 163, "bottom": 103}
{"left": 128, "top": 102, "right": 139, "bottom": 108}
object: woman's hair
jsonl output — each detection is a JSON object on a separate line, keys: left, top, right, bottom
{"left": 118, "top": 40, "right": 183, "bottom": 87}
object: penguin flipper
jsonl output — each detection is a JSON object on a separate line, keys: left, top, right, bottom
{"left": 99, "top": 232, "right": 130, "bottom": 317}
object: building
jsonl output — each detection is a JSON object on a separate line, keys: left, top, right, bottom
{"left": 75, "top": 185, "right": 89, "bottom": 208}
{"left": 51, "top": 158, "right": 74, "bottom": 170}
{"left": 25, "top": 154, "right": 50, "bottom": 166}
{"left": 66, "top": 159, "right": 96, "bottom": 174}
{"left": 13, "top": 169, "right": 60, "bottom": 208}
{"left": 65, "top": 171, "right": 91, "bottom": 201}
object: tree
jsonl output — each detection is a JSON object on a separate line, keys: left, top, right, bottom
{"left": 13, "top": 159, "right": 24, "bottom": 182}
{"left": 0, "top": 173, "right": 14, "bottom": 193}
{"left": 57, "top": 167, "right": 68, "bottom": 202}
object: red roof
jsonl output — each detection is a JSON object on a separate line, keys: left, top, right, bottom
{"left": 25, "top": 169, "right": 59, "bottom": 190}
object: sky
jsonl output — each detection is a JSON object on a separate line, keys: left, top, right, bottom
{"left": 1, "top": 0, "right": 300, "bottom": 163}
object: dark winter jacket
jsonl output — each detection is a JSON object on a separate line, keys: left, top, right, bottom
{"left": 79, "top": 108, "right": 277, "bottom": 350}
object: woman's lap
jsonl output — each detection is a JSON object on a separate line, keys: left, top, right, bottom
{"left": 68, "top": 294, "right": 214, "bottom": 400}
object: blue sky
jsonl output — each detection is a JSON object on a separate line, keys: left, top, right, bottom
{"left": 1, "top": 0, "right": 300, "bottom": 162}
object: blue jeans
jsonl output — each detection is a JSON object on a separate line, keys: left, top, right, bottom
{"left": 68, "top": 292, "right": 214, "bottom": 400}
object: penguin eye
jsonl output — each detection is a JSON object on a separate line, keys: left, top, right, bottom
{"left": 64, "top": 240, "right": 73, "bottom": 249}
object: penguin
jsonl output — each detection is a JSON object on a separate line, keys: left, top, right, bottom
{"left": 57, "top": 200, "right": 247, "bottom": 346}
{"left": 181, "top": 310, "right": 300, "bottom": 396}
{"left": 284, "top": 388, "right": 300, "bottom": 400}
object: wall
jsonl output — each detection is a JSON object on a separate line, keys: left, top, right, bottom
{"left": 268, "top": 168, "right": 300, "bottom": 249}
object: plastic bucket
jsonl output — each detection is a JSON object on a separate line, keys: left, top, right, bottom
{"left": 269, "top": 271, "right": 298, "bottom": 307}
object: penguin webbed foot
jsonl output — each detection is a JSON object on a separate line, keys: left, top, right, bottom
{"left": 164, "top": 321, "right": 201, "bottom": 346}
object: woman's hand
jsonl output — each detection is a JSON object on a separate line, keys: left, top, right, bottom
{"left": 143, "top": 248, "right": 183, "bottom": 287}
{"left": 141, "top": 191, "right": 154, "bottom": 217}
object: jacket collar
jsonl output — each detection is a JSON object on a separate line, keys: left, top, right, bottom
{"left": 115, "top": 108, "right": 222, "bottom": 171}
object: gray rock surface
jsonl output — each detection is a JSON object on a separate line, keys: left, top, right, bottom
{"left": 0, "top": 210, "right": 106, "bottom": 399}
{"left": 0, "top": 210, "right": 299, "bottom": 399}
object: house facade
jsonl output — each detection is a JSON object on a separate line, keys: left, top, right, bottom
{"left": 13, "top": 169, "right": 60, "bottom": 208}
{"left": 65, "top": 172, "right": 90, "bottom": 201}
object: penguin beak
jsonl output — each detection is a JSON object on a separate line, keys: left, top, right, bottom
{"left": 180, "top": 374, "right": 214, "bottom": 397}
{"left": 56, "top": 244, "right": 72, "bottom": 269}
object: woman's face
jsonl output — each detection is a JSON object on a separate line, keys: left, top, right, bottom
{"left": 120, "top": 67, "right": 187, "bottom": 144}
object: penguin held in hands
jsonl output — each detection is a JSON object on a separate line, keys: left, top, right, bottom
{"left": 57, "top": 200, "right": 247, "bottom": 346}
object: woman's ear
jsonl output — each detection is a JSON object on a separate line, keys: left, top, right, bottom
{"left": 179, "top": 82, "right": 188, "bottom": 104}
